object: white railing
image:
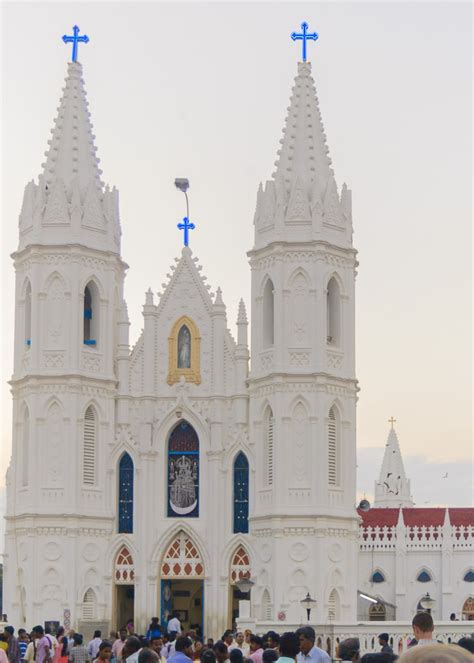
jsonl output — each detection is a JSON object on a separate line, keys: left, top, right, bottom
{"left": 359, "top": 524, "right": 473, "bottom": 551}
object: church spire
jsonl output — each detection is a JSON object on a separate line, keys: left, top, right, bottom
{"left": 41, "top": 61, "right": 103, "bottom": 192}
{"left": 374, "top": 420, "right": 413, "bottom": 508}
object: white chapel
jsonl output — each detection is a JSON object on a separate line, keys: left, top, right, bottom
{"left": 4, "top": 39, "right": 473, "bottom": 639}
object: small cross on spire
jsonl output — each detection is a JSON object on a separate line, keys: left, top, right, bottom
{"left": 291, "top": 21, "right": 319, "bottom": 62}
{"left": 177, "top": 217, "right": 196, "bottom": 247}
{"left": 388, "top": 416, "right": 397, "bottom": 429}
{"left": 62, "top": 25, "right": 89, "bottom": 63}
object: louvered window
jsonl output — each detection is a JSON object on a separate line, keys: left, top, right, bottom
{"left": 328, "top": 590, "right": 337, "bottom": 620}
{"left": 328, "top": 407, "right": 338, "bottom": 486}
{"left": 82, "top": 588, "right": 96, "bottom": 620}
{"left": 267, "top": 414, "right": 274, "bottom": 486}
{"left": 83, "top": 406, "right": 96, "bottom": 485}
{"left": 262, "top": 589, "right": 272, "bottom": 620}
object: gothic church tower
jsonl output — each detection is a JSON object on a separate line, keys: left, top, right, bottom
{"left": 248, "top": 60, "right": 359, "bottom": 622}
{"left": 4, "top": 60, "right": 127, "bottom": 626}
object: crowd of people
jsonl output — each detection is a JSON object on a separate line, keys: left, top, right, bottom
{"left": 0, "top": 612, "right": 473, "bottom": 663}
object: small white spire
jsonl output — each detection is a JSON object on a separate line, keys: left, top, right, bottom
{"left": 145, "top": 288, "right": 154, "bottom": 306}
{"left": 237, "top": 298, "right": 248, "bottom": 325}
{"left": 374, "top": 420, "right": 413, "bottom": 508}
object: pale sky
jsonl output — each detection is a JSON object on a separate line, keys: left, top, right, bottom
{"left": 1, "top": 2, "right": 472, "bottom": 515}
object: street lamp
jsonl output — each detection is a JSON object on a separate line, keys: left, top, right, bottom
{"left": 236, "top": 574, "right": 255, "bottom": 594}
{"left": 300, "top": 592, "right": 317, "bottom": 622}
{"left": 420, "top": 593, "right": 436, "bottom": 613}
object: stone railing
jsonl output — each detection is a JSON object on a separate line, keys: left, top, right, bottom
{"left": 359, "top": 524, "right": 474, "bottom": 551}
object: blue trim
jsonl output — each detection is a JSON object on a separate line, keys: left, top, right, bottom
{"left": 84, "top": 339, "right": 96, "bottom": 346}
{"left": 233, "top": 452, "right": 249, "bottom": 534}
{"left": 118, "top": 453, "right": 134, "bottom": 534}
{"left": 26, "top": 339, "right": 31, "bottom": 346}
{"left": 84, "top": 308, "right": 92, "bottom": 320}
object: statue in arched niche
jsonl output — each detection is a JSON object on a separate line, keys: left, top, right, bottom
{"left": 178, "top": 325, "right": 191, "bottom": 368}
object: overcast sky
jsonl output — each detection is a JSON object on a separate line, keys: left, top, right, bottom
{"left": 1, "top": 2, "right": 472, "bottom": 519}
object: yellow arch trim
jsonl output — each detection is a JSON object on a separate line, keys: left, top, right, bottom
{"left": 167, "top": 315, "right": 201, "bottom": 385}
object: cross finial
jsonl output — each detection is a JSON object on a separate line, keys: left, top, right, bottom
{"left": 388, "top": 416, "right": 397, "bottom": 429}
{"left": 291, "top": 21, "right": 319, "bottom": 62}
{"left": 62, "top": 25, "right": 89, "bottom": 63}
{"left": 177, "top": 217, "right": 196, "bottom": 247}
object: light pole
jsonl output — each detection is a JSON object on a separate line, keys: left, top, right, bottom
{"left": 420, "top": 593, "right": 436, "bottom": 614}
{"left": 236, "top": 574, "right": 255, "bottom": 620}
{"left": 300, "top": 592, "right": 317, "bottom": 622}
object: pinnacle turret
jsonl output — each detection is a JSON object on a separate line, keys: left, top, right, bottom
{"left": 374, "top": 423, "right": 413, "bottom": 508}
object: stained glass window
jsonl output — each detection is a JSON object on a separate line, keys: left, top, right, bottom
{"left": 118, "top": 453, "right": 134, "bottom": 533}
{"left": 233, "top": 452, "right": 249, "bottom": 533}
{"left": 417, "top": 570, "right": 432, "bottom": 583}
{"left": 168, "top": 421, "right": 199, "bottom": 518}
{"left": 371, "top": 571, "right": 385, "bottom": 583}
{"left": 463, "top": 570, "right": 474, "bottom": 582}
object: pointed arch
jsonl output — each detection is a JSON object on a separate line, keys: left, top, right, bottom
{"left": 167, "top": 315, "right": 201, "bottom": 385}
{"left": 290, "top": 400, "right": 310, "bottom": 488}
{"left": 328, "top": 589, "right": 340, "bottom": 620}
{"left": 327, "top": 404, "right": 340, "bottom": 487}
{"left": 118, "top": 452, "right": 134, "bottom": 533}
{"left": 230, "top": 545, "right": 251, "bottom": 584}
{"left": 21, "top": 404, "right": 30, "bottom": 487}
{"left": 42, "top": 269, "right": 69, "bottom": 293}
{"left": 83, "top": 404, "right": 97, "bottom": 485}
{"left": 288, "top": 269, "right": 310, "bottom": 346}
{"left": 262, "top": 278, "right": 275, "bottom": 347}
{"left": 416, "top": 568, "right": 433, "bottom": 583}
{"left": 233, "top": 452, "right": 249, "bottom": 533}
{"left": 44, "top": 400, "right": 64, "bottom": 486}
{"left": 370, "top": 569, "right": 386, "bottom": 584}
{"left": 463, "top": 569, "right": 474, "bottom": 583}
{"left": 115, "top": 545, "right": 135, "bottom": 584}
{"left": 83, "top": 280, "right": 100, "bottom": 346}
{"left": 24, "top": 279, "right": 32, "bottom": 346}
{"left": 161, "top": 531, "right": 204, "bottom": 578}
{"left": 44, "top": 273, "right": 68, "bottom": 348}
{"left": 369, "top": 602, "right": 386, "bottom": 621}
{"left": 261, "top": 588, "right": 272, "bottom": 620}
{"left": 326, "top": 276, "right": 341, "bottom": 346}
{"left": 82, "top": 587, "right": 97, "bottom": 620}
{"left": 167, "top": 420, "right": 199, "bottom": 518}
{"left": 462, "top": 597, "right": 474, "bottom": 620}
{"left": 263, "top": 406, "right": 274, "bottom": 486}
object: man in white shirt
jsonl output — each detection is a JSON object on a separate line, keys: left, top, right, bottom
{"left": 412, "top": 612, "right": 438, "bottom": 646}
{"left": 167, "top": 615, "right": 182, "bottom": 637}
{"left": 295, "top": 627, "right": 330, "bottom": 663}
{"left": 229, "top": 633, "right": 249, "bottom": 657}
{"left": 87, "top": 632, "right": 103, "bottom": 660}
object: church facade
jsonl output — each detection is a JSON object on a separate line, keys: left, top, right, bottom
{"left": 4, "top": 50, "right": 473, "bottom": 637}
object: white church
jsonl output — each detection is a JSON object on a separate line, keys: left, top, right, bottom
{"left": 3, "top": 28, "right": 473, "bottom": 642}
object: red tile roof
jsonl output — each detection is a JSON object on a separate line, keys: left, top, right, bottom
{"left": 358, "top": 507, "right": 474, "bottom": 528}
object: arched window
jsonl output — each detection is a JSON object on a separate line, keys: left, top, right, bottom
{"left": 369, "top": 602, "right": 386, "bottom": 621}
{"left": 167, "top": 421, "right": 199, "bottom": 518}
{"left": 115, "top": 546, "right": 135, "bottom": 584}
{"left": 83, "top": 282, "right": 99, "bottom": 346}
{"left": 263, "top": 279, "right": 275, "bottom": 347}
{"left": 230, "top": 547, "right": 251, "bottom": 583}
{"left": 83, "top": 405, "right": 97, "bottom": 485}
{"left": 21, "top": 407, "right": 30, "bottom": 487}
{"left": 328, "top": 406, "right": 339, "bottom": 486}
{"left": 464, "top": 570, "right": 474, "bottom": 583}
{"left": 161, "top": 532, "right": 204, "bottom": 577}
{"left": 371, "top": 570, "right": 386, "bottom": 584}
{"left": 327, "top": 277, "right": 341, "bottom": 346}
{"left": 118, "top": 453, "right": 134, "bottom": 533}
{"left": 328, "top": 589, "right": 340, "bottom": 620}
{"left": 24, "top": 281, "right": 32, "bottom": 346}
{"left": 177, "top": 325, "right": 191, "bottom": 368}
{"left": 82, "top": 588, "right": 97, "bottom": 620}
{"left": 417, "top": 569, "right": 432, "bottom": 583}
{"left": 261, "top": 589, "right": 272, "bottom": 620}
{"left": 233, "top": 452, "right": 249, "bottom": 533}
{"left": 462, "top": 597, "right": 474, "bottom": 620}
{"left": 167, "top": 316, "right": 201, "bottom": 385}
{"left": 264, "top": 407, "right": 274, "bottom": 486}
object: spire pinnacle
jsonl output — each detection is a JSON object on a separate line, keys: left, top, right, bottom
{"left": 237, "top": 298, "right": 248, "bottom": 325}
{"left": 374, "top": 422, "right": 413, "bottom": 508}
{"left": 41, "top": 62, "right": 103, "bottom": 193}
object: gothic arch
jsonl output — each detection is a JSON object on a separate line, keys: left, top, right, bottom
{"left": 286, "top": 266, "right": 312, "bottom": 290}
{"left": 167, "top": 315, "right": 201, "bottom": 385}
{"left": 115, "top": 545, "right": 135, "bottom": 584}
{"left": 80, "top": 274, "right": 105, "bottom": 299}
{"left": 462, "top": 596, "right": 474, "bottom": 619}
{"left": 20, "top": 276, "right": 32, "bottom": 299}
{"left": 81, "top": 587, "right": 98, "bottom": 620}
{"left": 260, "top": 588, "right": 272, "bottom": 620}
{"left": 159, "top": 530, "right": 205, "bottom": 578}
{"left": 153, "top": 403, "right": 208, "bottom": 455}
{"left": 82, "top": 399, "right": 105, "bottom": 421}
{"left": 370, "top": 568, "right": 387, "bottom": 583}
{"left": 288, "top": 394, "right": 312, "bottom": 416}
{"left": 415, "top": 566, "right": 435, "bottom": 583}
{"left": 105, "top": 536, "right": 139, "bottom": 573}
{"left": 41, "top": 269, "right": 69, "bottom": 294}
{"left": 259, "top": 273, "right": 274, "bottom": 297}
{"left": 229, "top": 545, "right": 251, "bottom": 583}
{"left": 262, "top": 277, "right": 275, "bottom": 347}
{"left": 327, "top": 588, "right": 341, "bottom": 620}
{"left": 323, "top": 270, "right": 346, "bottom": 296}
{"left": 220, "top": 537, "right": 254, "bottom": 578}
{"left": 150, "top": 522, "right": 210, "bottom": 573}
{"left": 42, "top": 396, "right": 65, "bottom": 418}
{"left": 19, "top": 402, "right": 30, "bottom": 487}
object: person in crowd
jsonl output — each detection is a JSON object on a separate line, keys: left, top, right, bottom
{"left": 295, "top": 628, "right": 330, "bottom": 663}
{"left": 205, "top": 643, "right": 214, "bottom": 653}
{"left": 457, "top": 638, "right": 474, "bottom": 654}
{"left": 88, "top": 634, "right": 102, "bottom": 661}
{"left": 411, "top": 613, "right": 437, "bottom": 647}
{"left": 93, "top": 642, "right": 112, "bottom": 663}
{"left": 44, "top": 631, "right": 57, "bottom": 659}
{"left": 222, "top": 637, "right": 233, "bottom": 654}
{"left": 0, "top": 637, "right": 9, "bottom": 654}
{"left": 167, "top": 616, "right": 182, "bottom": 640}
{"left": 229, "top": 650, "right": 243, "bottom": 663}
{"left": 244, "top": 636, "right": 252, "bottom": 656}
{"left": 149, "top": 638, "right": 166, "bottom": 663}
{"left": 68, "top": 635, "right": 90, "bottom": 663}
{"left": 108, "top": 637, "right": 117, "bottom": 649}
{"left": 398, "top": 643, "right": 473, "bottom": 662}
{"left": 377, "top": 636, "right": 393, "bottom": 656}
{"left": 336, "top": 640, "right": 360, "bottom": 663}
{"left": 249, "top": 638, "right": 264, "bottom": 663}
{"left": 261, "top": 651, "right": 278, "bottom": 663}
{"left": 200, "top": 652, "right": 216, "bottom": 663}
{"left": 112, "top": 631, "right": 127, "bottom": 663}
{"left": 229, "top": 636, "right": 247, "bottom": 658}
{"left": 0, "top": 648, "right": 9, "bottom": 663}
{"left": 360, "top": 656, "right": 395, "bottom": 663}
{"left": 53, "top": 629, "right": 66, "bottom": 663}
{"left": 168, "top": 637, "right": 193, "bottom": 663}
{"left": 5, "top": 626, "right": 20, "bottom": 663}
{"left": 122, "top": 638, "right": 142, "bottom": 663}
{"left": 277, "top": 633, "right": 299, "bottom": 663}
{"left": 192, "top": 640, "right": 204, "bottom": 662}
{"left": 163, "top": 634, "right": 177, "bottom": 660}
{"left": 126, "top": 625, "right": 135, "bottom": 639}
{"left": 138, "top": 651, "right": 159, "bottom": 663}
{"left": 147, "top": 622, "right": 162, "bottom": 644}
{"left": 265, "top": 635, "right": 280, "bottom": 654}
{"left": 32, "top": 627, "right": 52, "bottom": 663}
{"left": 17, "top": 631, "right": 29, "bottom": 663}
{"left": 212, "top": 642, "right": 229, "bottom": 663}
{"left": 23, "top": 637, "right": 35, "bottom": 663}
{"left": 55, "top": 635, "right": 69, "bottom": 663}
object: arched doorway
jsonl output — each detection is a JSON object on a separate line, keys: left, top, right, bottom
{"left": 160, "top": 532, "right": 204, "bottom": 636}
{"left": 229, "top": 546, "right": 251, "bottom": 626}
{"left": 114, "top": 546, "right": 135, "bottom": 630}
{"left": 462, "top": 597, "right": 474, "bottom": 620}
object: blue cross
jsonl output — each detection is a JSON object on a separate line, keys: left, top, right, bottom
{"left": 62, "top": 25, "right": 89, "bottom": 63}
{"left": 291, "top": 22, "right": 318, "bottom": 62}
{"left": 177, "top": 217, "right": 196, "bottom": 247}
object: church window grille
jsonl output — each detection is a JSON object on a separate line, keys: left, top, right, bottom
{"left": 21, "top": 408, "right": 29, "bottom": 487}
{"left": 167, "top": 421, "right": 199, "bottom": 518}
{"left": 371, "top": 571, "right": 385, "bottom": 584}
{"left": 83, "top": 282, "right": 98, "bottom": 346}
{"left": 233, "top": 452, "right": 249, "bottom": 533}
{"left": 464, "top": 570, "right": 474, "bottom": 582}
{"left": 161, "top": 532, "right": 204, "bottom": 578}
{"left": 115, "top": 546, "right": 135, "bottom": 584}
{"left": 230, "top": 547, "right": 251, "bottom": 584}
{"left": 369, "top": 602, "right": 386, "bottom": 621}
{"left": 24, "top": 281, "right": 32, "bottom": 345}
{"left": 328, "top": 590, "right": 338, "bottom": 620}
{"left": 264, "top": 410, "right": 274, "bottom": 486}
{"left": 261, "top": 589, "right": 272, "bottom": 620}
{"left": 326, "top": 277, "right": 341, "bottom": 346}
{"left": 118, "top": 453, "right": 134, "bottom": 533}
{"left": 83, "top": 406, "right": 96, "bottom": 485}
{"left": 328, "top": 407, "right": 338, "bottom": 486}
{"left": 82, "top": 588, "right": 97, "bottom": 620}
{"left": 263, "top": 279, "right": 275, "bottom": 347}
{"left": 416, "top": 570, "right": 432, "bottom": 583}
